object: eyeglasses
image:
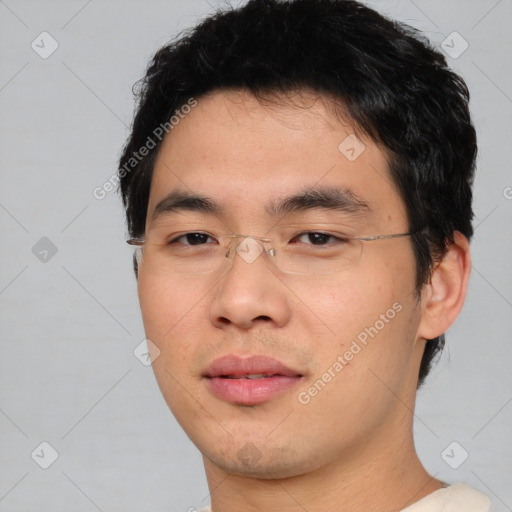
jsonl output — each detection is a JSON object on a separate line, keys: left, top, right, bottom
{"left": 127, "top": 224, "right": 418, "bottom": 276}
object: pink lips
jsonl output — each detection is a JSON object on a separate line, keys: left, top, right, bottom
{"left": 203, "top": 354, "right": 303, "bottom": 405}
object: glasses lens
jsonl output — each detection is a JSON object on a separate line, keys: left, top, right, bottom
{"left": 138, "top": 240, "right": 230, "bottom": 274}
{"left": 135, "top": 228, "right": 364, "bottom": 275}
{"left": 274, "top": 237, "right": 363, "bottom": 275}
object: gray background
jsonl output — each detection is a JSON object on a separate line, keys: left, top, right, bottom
{"left": 0, "top": 0, "right": 511, "bottom": 510}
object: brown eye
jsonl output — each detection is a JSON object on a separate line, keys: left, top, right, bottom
{"left": 292, "top": 232, "right": 347, "bottom": 246}
{"left": 170, "top": 233, "right": 214, "bottom": 245}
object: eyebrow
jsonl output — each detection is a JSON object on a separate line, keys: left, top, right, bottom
{"left": 152, "top": 191, "right": 221, "bottom": 219}
{"left": 266, "top": 186, "right": 370, "bottom": 217}
{"left": 151, "top": 186, "right": 370, "bottom": 220}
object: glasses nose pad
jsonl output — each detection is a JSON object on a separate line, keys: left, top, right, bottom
{"left": 224, "top": 236, "right": 275, "bottom": 266}
{"left": 224, "top": 241, "right": 235, "bottom": 259}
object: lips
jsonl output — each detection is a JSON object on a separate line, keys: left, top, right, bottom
{"left": 203, "top": 355, "right": 303, "bottom": 405}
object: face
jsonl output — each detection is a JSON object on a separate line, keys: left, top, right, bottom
{"left": 137, "top": 90, "right": 425, "bottom": 479}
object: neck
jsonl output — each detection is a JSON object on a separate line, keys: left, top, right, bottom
{"left": 203, "top": 412, "right": 443, "bottom": 512}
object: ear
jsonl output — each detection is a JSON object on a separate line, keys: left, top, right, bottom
{"left": 417, "top": 231, "right": 471, "bottom": 340}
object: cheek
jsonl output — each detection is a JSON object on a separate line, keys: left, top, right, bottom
{"left": 137, "top": 270, "right": 213, "bottom": 388}
{"left": 295, "top": 297, "right": 418, "bottom": 448}
{"left": 303, "top": 250, "right": 418, "bottom": 377}
{"left": 137, "top": 271, "right": 208, "bottom": 417}
{"left": 302, "top": 272, "right": 400, "bottom": 345}
{"left": 138, "top": 270, "right": 210, "bottom": 336}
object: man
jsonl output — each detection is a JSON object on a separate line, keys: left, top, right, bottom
{"left": 118, "top": 0, "right": 490, "bottom": 510}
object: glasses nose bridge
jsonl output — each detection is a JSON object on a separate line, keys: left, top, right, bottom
{"left": 225, "top": 234, "right": 275, "bottom": 261}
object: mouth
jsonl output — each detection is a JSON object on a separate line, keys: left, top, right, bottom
{"left": 203, "top": 354, "right": 304, "bottom": 405}
{"left": 221, "top": 373, "right": 286, "bottom": 379}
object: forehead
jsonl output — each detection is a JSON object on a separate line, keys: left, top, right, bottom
{"left": 147, "top": 90, "right": 406, "bottom": 228}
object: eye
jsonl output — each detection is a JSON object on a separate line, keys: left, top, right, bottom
{"left": 169, "top": 232, "right": 216, "bottom": 246}
{"left": 291, "top": 232, "right": 349, "bottom": 246}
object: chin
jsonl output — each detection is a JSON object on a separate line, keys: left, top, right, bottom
{"left": 201, "top": 440, "right": 328, "bottom": 480}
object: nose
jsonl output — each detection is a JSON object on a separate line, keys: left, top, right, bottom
{"left": 209, "top": 238, "right": 292, "bottom": 330}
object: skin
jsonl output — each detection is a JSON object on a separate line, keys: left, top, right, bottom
{"left": 136, "top": 89, "right": 471, "bottom": 511}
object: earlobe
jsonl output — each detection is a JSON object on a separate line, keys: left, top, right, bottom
{"left": 417, "top": 231, "right": 471, "bottom": 340}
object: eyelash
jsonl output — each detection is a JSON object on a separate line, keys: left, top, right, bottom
{"left": 168, "top": 231, "right": 349, "bottom": 246}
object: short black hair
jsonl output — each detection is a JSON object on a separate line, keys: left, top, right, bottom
{"left": 118, "top": 0, "right": 477, "bottom": 388}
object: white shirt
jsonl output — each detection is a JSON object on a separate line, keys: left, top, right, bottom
{"left": 401, "top": 483, "right": 490, "bottom": 511}
{"left": 198, "top": 483, "right": 491, "bottom": 512}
